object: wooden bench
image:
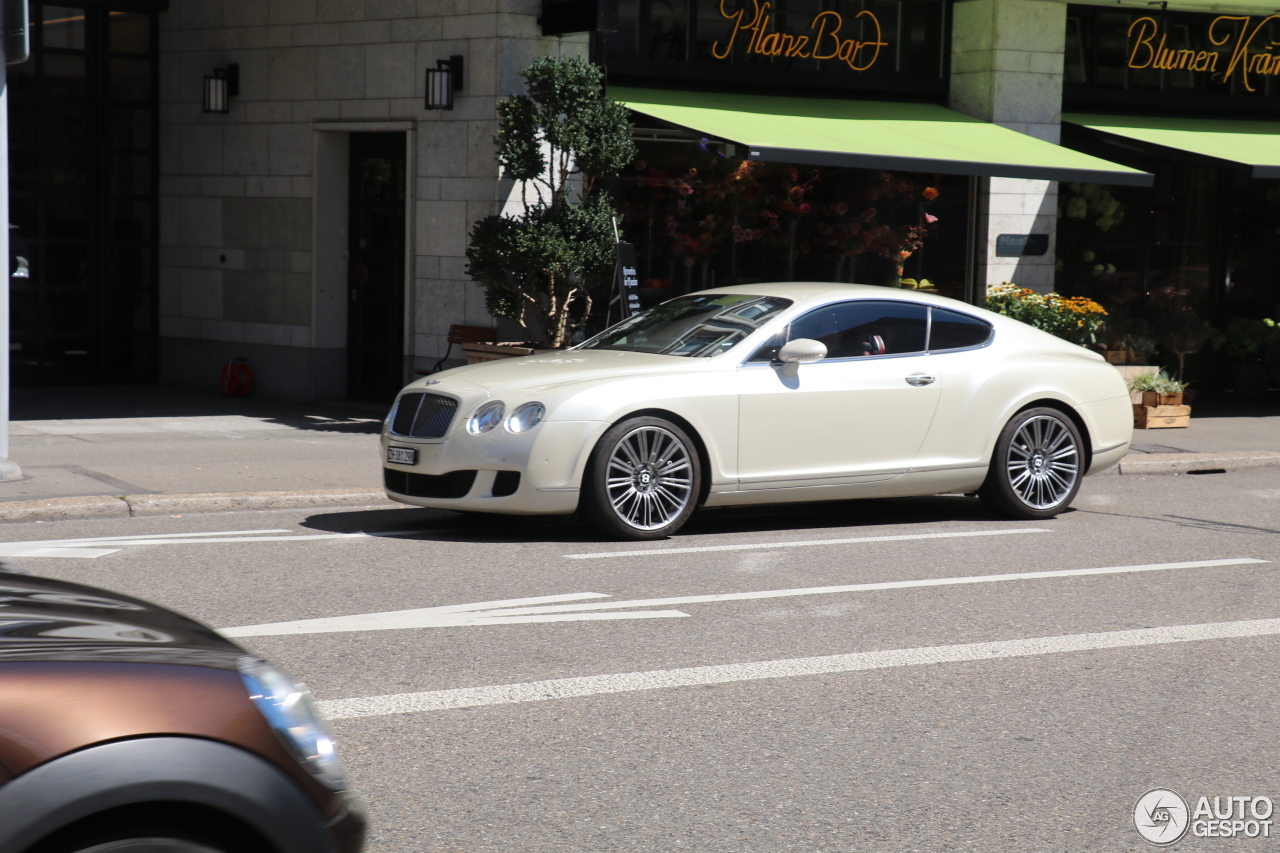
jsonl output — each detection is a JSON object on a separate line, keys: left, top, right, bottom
{"left": 417, "top": 324, "right": 497, "bottom": 375}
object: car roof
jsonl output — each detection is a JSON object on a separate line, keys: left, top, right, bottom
{"left": 693, "top": 281, "right": 979, "bottom": 311}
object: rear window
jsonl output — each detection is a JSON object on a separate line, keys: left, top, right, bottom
{"left": 929, "top": 308, "right": 992, "bottom": 351}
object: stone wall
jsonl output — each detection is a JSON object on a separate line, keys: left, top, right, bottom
{"left": 950, "top": 0, "right": 1065, "bottom": 293}
{"left": 156, "top": 0, "right": 582, "bottom": 399}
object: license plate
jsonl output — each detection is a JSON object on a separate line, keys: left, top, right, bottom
{"left": 387, "top": 447, "right": 416, "bottom": 465}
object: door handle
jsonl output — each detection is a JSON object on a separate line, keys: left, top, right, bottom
{"left": 905, "top": 373, "right": 936, "bottom": 386}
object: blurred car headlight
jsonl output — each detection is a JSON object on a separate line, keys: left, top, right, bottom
{"left": 238, "top": 656, "right": 345, "bottom": 791}
{"left": 505, "top": 402, "right": 545, "bottom": 434}
{"left": 467, "top": 400, "right": 505, "bottom": 435}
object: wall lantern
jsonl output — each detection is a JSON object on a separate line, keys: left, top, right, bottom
{"left": 425, "top": 56, "right": 463, "bottom": 111}
{"left": 203, "top": 64, "right": 239, "bottom": 114}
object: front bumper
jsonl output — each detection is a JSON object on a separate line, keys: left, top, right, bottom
{"left": 381, "top": 419, "right": 609, "bottom": 515}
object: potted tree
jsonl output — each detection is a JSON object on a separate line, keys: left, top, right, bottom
{"left": 465, "top": 57, "right": 637, "bottom": 351}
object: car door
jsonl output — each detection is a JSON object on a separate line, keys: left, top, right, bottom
{"left": 736, "top": 300, "right": 941, "bottom": 490}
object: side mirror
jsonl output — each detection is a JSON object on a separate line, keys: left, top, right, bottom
{"left": 776, "top": 338, "right": 827, "bottom": 365}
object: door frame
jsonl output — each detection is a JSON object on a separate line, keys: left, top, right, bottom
{"left": 311, "top": 121, "right": 415, "bottom": 400}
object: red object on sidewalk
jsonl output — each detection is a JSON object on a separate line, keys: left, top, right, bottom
{"left": 219, "top": 358, "right": 253, "bottom": 397}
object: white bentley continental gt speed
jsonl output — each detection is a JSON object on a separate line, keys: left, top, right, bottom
{"left": 381, "top": 283, "right": 1133, "bottom": 540}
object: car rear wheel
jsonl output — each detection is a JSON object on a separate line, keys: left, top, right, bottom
{"left": 979, "top": 407, "right": 1083, "bottom": 520}
{"left": 584, "top": 417, "right": 701, "bottom": 540}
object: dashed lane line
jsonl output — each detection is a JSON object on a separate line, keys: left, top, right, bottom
{"left": 563, "top": 527, "right": 1052, "bottom": 560}
{"left": 316, "top": 616, "right": 1280, "bottom": 719}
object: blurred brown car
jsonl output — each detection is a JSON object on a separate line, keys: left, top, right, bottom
{"left": 0, "top": 564, "right": 365, "bottom": 853}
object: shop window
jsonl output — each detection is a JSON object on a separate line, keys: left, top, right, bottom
{"left": 616, "top": 138, "right": 968, "bottom": 305}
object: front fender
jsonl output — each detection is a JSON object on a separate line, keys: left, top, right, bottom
{"left": 0, "top": 737, "right": 346, "bottom": 853}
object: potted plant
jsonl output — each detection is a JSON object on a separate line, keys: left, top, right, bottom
{"left": 1151, "top": 306, "right": 1214, "bottom": 386}
{"left": 1127, "top": 369, "right": 1191, "bottom": 429}
{"left": 1212, "top": 317, "right": 1279, "bottom": 396}
{"left": 465, "top": 57, "right": 637, "bottom": 350}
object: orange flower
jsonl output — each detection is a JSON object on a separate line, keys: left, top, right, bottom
{"left": 922, "top": 187, "right": 939, "bottom": 201}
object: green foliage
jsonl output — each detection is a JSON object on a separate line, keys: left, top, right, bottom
{"left": 468, "top": 57, "right": 638, "bottom": 347}
{"left": 1127, "top": 370, "right": 1188, "bottom": 394}
{"left": 1212, "top": 317, "right": 1280, "bottom": 361}
{"left": 1055, "top": 183, "right": 1126, "bottom": 282}
{"left": 984, "top": 282, "right": 1108, "bottom": 348}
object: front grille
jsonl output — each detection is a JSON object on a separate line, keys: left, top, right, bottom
{"left": 390, "top": 393, "right": 458, "bottom": 439}
{"left": 492, "top": 471, "right": 521, "bottom": 497}
{"left": 384, "top": 468, "right": 477, "bottom": 499}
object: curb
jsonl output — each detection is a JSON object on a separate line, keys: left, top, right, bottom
{"left": 0, "top": 489, "right": 393, "bottom": 524}
{"left": 1118, "top": 450, "right": 1280, "bottom": 476}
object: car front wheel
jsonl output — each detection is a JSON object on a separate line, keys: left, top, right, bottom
{"left": 979, "top": 407, "right": 1084, "bottom": 520}
{"left": 584, "top": 417, "right": 702, "bottom": 540}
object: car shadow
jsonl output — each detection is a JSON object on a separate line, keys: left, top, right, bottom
{"left": 301, "top": 494, "right": 1009, "bottom": 544}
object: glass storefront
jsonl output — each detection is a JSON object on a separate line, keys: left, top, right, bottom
{"left": 1060, "top": 5, "right": 1280, "bottom": 388}
{"left": 604, "top": 0, "right": 971, "bottom": 306}
{"left": 7, "top": 3, "right": 158, "bottom": 385}
{"left": 613, "top": 137, "right": 971, "bottom": 302}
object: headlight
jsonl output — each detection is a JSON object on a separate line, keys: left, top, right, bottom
{"left": 467, "top": 400, "right": 505, "bottom": 435}
{"left": 238, "top": 657, "right": 345, "bottom": 791}
{"left": 505, "top": 402, "right": 545, "bottom": 433}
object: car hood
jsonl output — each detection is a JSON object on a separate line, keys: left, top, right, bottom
{"left": 0, "top": 567, "right": 243, "bottom": 667}
{"left": 412, "top": 349, "right": 708, "bottom": 397}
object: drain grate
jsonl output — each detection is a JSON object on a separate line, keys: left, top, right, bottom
{"left": 1131, "top": 443, "right": 1192, "bottom": 454}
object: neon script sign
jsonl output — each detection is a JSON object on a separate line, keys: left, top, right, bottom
{"left": 1128, "top": 15, "right": 1280, "bottom": 92}
{"left": 712, "top": 0, "right": 886, "bottom": 71}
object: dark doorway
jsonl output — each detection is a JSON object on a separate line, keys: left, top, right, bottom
{"left": 8, "top": 3, "right": 159, "bottom": 386}
{"left": 346, "top": 132, "right": 407, "bottom": 402}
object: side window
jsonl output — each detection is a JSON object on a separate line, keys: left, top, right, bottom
{"left": 786, "top": 300, "right": 927, "bottom": 359}
{"left": 929, "top": 308, "right": 992, "bottom": 351}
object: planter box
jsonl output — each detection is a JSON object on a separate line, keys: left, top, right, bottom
{"left": 1141, "top": 391, "right": 1183, "bottom": 406}
{"left": 1133, "top": 404, "right": 1191, "bottom": 429}
{"left": 461, "top": 342, "right": 536, "bottom": 364}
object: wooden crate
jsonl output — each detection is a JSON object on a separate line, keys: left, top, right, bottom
{"left": 1141, "top": 391, "right": 1183, "bottom": 406}
{"left": 1133, "top": 404, "right": 1191, "bottom": 429}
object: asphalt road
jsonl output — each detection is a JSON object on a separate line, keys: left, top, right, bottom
{"left": 6, "top": 467, "right": 1280, "bottom": 852}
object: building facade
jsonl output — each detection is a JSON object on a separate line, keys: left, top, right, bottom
{"left": 7, "top": 0, "right": 1278, "bottom": 400}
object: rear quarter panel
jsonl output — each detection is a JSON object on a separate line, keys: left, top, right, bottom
{"left": 913, "top": 324, "right": 1129, "bottom": 472}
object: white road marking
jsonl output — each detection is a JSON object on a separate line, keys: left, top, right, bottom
{"left": 0, "top": 528, "right": 366, "bottom": 559}
{"left": 316, "top": 616, "right": 1280, "bottom": 719}
{"left": 220, "top": 593, "right": 688, "bottom": 636}
{"left": 564, "top": 527, "right": 1052, "bottom": 560}
{"left": 221, "top": 558, "right": 1267, "bottom": 637}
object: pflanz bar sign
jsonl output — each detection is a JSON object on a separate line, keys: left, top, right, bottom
{"left": 712, "top": 0, "right": 887, "bottom": 70}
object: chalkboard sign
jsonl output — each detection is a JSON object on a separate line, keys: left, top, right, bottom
{"left": 615, "top": 242, "right": 641, "bottom": 319}
{"left": 995, "top": 234, "right": 1049, "bottom": 257}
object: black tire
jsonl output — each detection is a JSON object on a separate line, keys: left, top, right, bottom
{"left": 978, "top": 407, "right": 1084, "bottom": 520}
{"left": 46, "top": 838, "right": 227, "bottom": 853}
{"left": 583, "top": 417, "right": 702, "bottom": 540}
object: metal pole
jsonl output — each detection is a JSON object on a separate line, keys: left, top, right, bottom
{"left": 0, "top": 20, "right": 22, "bottom": 481}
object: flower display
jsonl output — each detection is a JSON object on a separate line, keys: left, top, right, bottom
{"left": 986, "top": 282, "right": 1108, "bottom": 348}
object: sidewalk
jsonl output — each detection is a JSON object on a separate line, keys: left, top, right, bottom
{"left": 0, "top": 386, "right": 1276, "bottom": 524}
{"left": 0, "top": 386, "right": 394, "bottom": 522}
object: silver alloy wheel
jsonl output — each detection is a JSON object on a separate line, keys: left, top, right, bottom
{"left": 1004, "top": 414, "right": 1080, "bottom": 509}
{"left": 605, "top": 425, "right": 695, "bottom": 531}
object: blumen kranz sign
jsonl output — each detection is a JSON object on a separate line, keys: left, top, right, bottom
{"left": 1127, "top": 14, "right": 1280, "bottom": 92}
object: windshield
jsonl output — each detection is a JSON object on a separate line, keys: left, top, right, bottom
{"left": 578, "top": 294, "right": 792, "bottom": 357}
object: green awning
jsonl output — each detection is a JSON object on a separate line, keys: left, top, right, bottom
{"left": 614, "top": 87, "right": 1153, "bottom": 186}
{"left": 1065, "top": 113, "right": 1280, "bottom": 179}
